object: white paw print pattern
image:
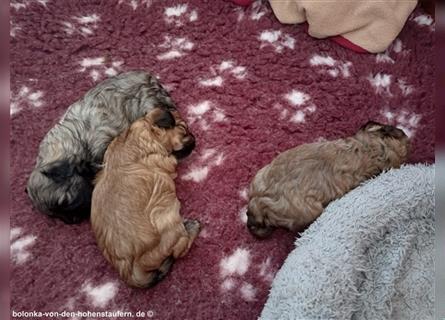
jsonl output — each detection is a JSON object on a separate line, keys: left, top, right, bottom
{"left": 182, "top": 148, "right": 224, "bottom": 183}
{"left": 164, "top": 4, "right": 198, "bottom": 26}
{"left": 220, "top": 248, "right": 250, "bottom": 279}
{"left": 199, "top": 60, "right": 247, "bottom": 87}
{"left": 10, "top": 85, "right": 44, "bottom": 115}
{"left": 81, "top": 281, "right": 119, "bottom": 308}
{"left": 10, "top": 0, "right": 49, "bottom": 10}
{"left": 238, "top": 187, "right": 249, "bottom": 224}
{"left": 413, "top": 14, "right": 434, "bottom": 27}
{"left": 249, "top": 0, "right": 269, "bottom": 20}
{"left": 187, "top": 100, "right": 226, "bottom": 130}
{"left": 219, "top": 248, "right": 257, "bottom": 302}
{"left": 239, "top": 282, "right": 257, "bottom": 302}
{"left": 11, "top": 227, "right": 37, "bottom": 264}
{"left": 367, "top": 73, "right": 392, "bottom": 96}
{"left": 259, "top": 30, "right": 295, "bottom": 53}
{"left": 397, "top": 78, "right": 414, "bottom": 96}
{"left": 411, "top": 13, "right": 435, "bottom": 32}
{"left": 381, "top": 108, "right": 421, "bottom": 138}
{"left": 236, "top": 0, "right": 269, "bottom": 22}
{"left": 10, "top": 21, "right": 21, "bottom": 37}
{"left": 258, "top": 257, "right": 275, "bottom": 283}
{"left": 156, "top": 36, "right": 194, "bottom": 60}
{"left": 309, "top": 54, "right": 352, "bottom": 78}
{"left": 118, "top": 0, "right": 153, "bottom": 10}
{"left": 62, "top": 14, "right": 100, "bottom": 36}
{"left": 63, "top": 280, "right": 120, "bottom": 319}
{"left": 367, "top": 73, "right": 414, "bottom": 97}
{"left": 79, "top": 57, "right": 124, "bottom": 81}
{"left": 275, "top": 89, "right": 316, "bottom": 123}
{"left": 376, "top": 39, "right": 404, "bottom": 64}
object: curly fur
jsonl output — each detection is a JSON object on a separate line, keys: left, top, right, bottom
{"left": 91, "top": 108, "right": 199, "bottom": 288}
{"left": 26, "top": 71, "right": 176, "bottom": 224}
{"left": 247, "top": 121, "right": 410, "bottom": 237}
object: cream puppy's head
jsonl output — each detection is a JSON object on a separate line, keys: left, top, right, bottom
{"left": 355, "top": 121, "right": 409, "bottom": 167}
{"left": 128, "top": 108, "right": 196, "bottom": 159}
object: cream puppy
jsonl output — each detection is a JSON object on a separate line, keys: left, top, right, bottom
{"left": 247, "top": 121, "right": 409, "bottom": 237}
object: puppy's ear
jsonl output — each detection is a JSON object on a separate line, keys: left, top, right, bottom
{"left": 75, "top": 160, "right": 101, "bottom": 178}
{"left": 360, "top": 121, "right": 384, "bottom": 132}
{"left": 41, "top": 160, "right": 76, "bottom": 182}
{"left": 381, "top": 125, "right": 407, "bottom": 139}
{"left": 153, "top": 109, "right": 176, "bottom": 129}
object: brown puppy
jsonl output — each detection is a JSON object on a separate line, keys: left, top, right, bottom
{"left": 247, "top": 121, "right": 409, "bottom": 238}
{"left": 91, "top": 108, "right": 200, "bottom": 288}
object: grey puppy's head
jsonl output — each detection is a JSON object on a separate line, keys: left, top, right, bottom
{"left": 27, "top": 157, "right": 99, "bottom": 224}
{"left": 26, "top": 71, "right": 177, "bottom": 224}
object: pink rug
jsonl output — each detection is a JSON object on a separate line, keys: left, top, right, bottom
{"left": 10, "top": 0, "right": 434, "bottom": 319}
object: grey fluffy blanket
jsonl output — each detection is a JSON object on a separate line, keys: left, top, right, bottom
{"left": 261, "top": 164, "right": 434, "bottom": 320}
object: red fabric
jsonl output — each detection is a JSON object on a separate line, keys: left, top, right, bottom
{"left": 303, "top": 23, "right": 369, "bottom": 53}
{"left": 10, "top": 1, "right": 434, "bottom": 319}
{"left": 330, "top": 35, "right": 370, "bottom": 53}
{"left": 231, "top": 0, "right": 254, "bottom": 6}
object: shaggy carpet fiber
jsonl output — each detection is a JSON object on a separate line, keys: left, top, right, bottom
{"left": 10, "top": 0, "right": 434, "bottom": 319}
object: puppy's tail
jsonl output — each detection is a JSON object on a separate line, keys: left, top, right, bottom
{"left": 122, "top": 256, "right": 174, "bottom": 288}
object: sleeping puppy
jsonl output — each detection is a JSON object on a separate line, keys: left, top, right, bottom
{"left": 26, "top": 71, "right": 176, "bottom": 224}
{"left": 247, "top": 121, "right": 409, "bottom": 238}
{"left": 91, "top": 108, "right": 199, "bottom": 288}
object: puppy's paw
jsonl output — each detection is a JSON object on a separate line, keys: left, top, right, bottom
{"left": 184, "top": 219, "right": 201, "bottom": 235}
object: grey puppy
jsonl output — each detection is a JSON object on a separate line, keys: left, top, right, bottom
{"left": 27, "top": 71, "right": 178, "bottom": 224}
{"left": 247, "top": 121, "right": 409, "bottom": 237}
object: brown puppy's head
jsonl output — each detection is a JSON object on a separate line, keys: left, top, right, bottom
{"left": 246, "top": 209, "right": 274, "bottom": 238}
{"left": 357, "top": 121, "right": 409, "bottom": 165}
{"left": 145, "top": 108, "right": 195, "bottom": 159}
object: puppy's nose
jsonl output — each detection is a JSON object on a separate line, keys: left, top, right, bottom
{"left": 246, "top": 211, "right": 273, "bottom": 238}
{"left": 184, "top": 135, "right": 196, "bottom": 150}
{"left": 246, "top": 211, "right": 256, "bottom": 227}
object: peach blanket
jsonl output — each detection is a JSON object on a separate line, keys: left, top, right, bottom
{"left": 269, "top": 0, "right": 418, "bottom": 53}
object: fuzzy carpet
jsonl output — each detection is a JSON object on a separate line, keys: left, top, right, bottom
{"left": 10, "top": 0, "right": 434, "bottom": 319}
